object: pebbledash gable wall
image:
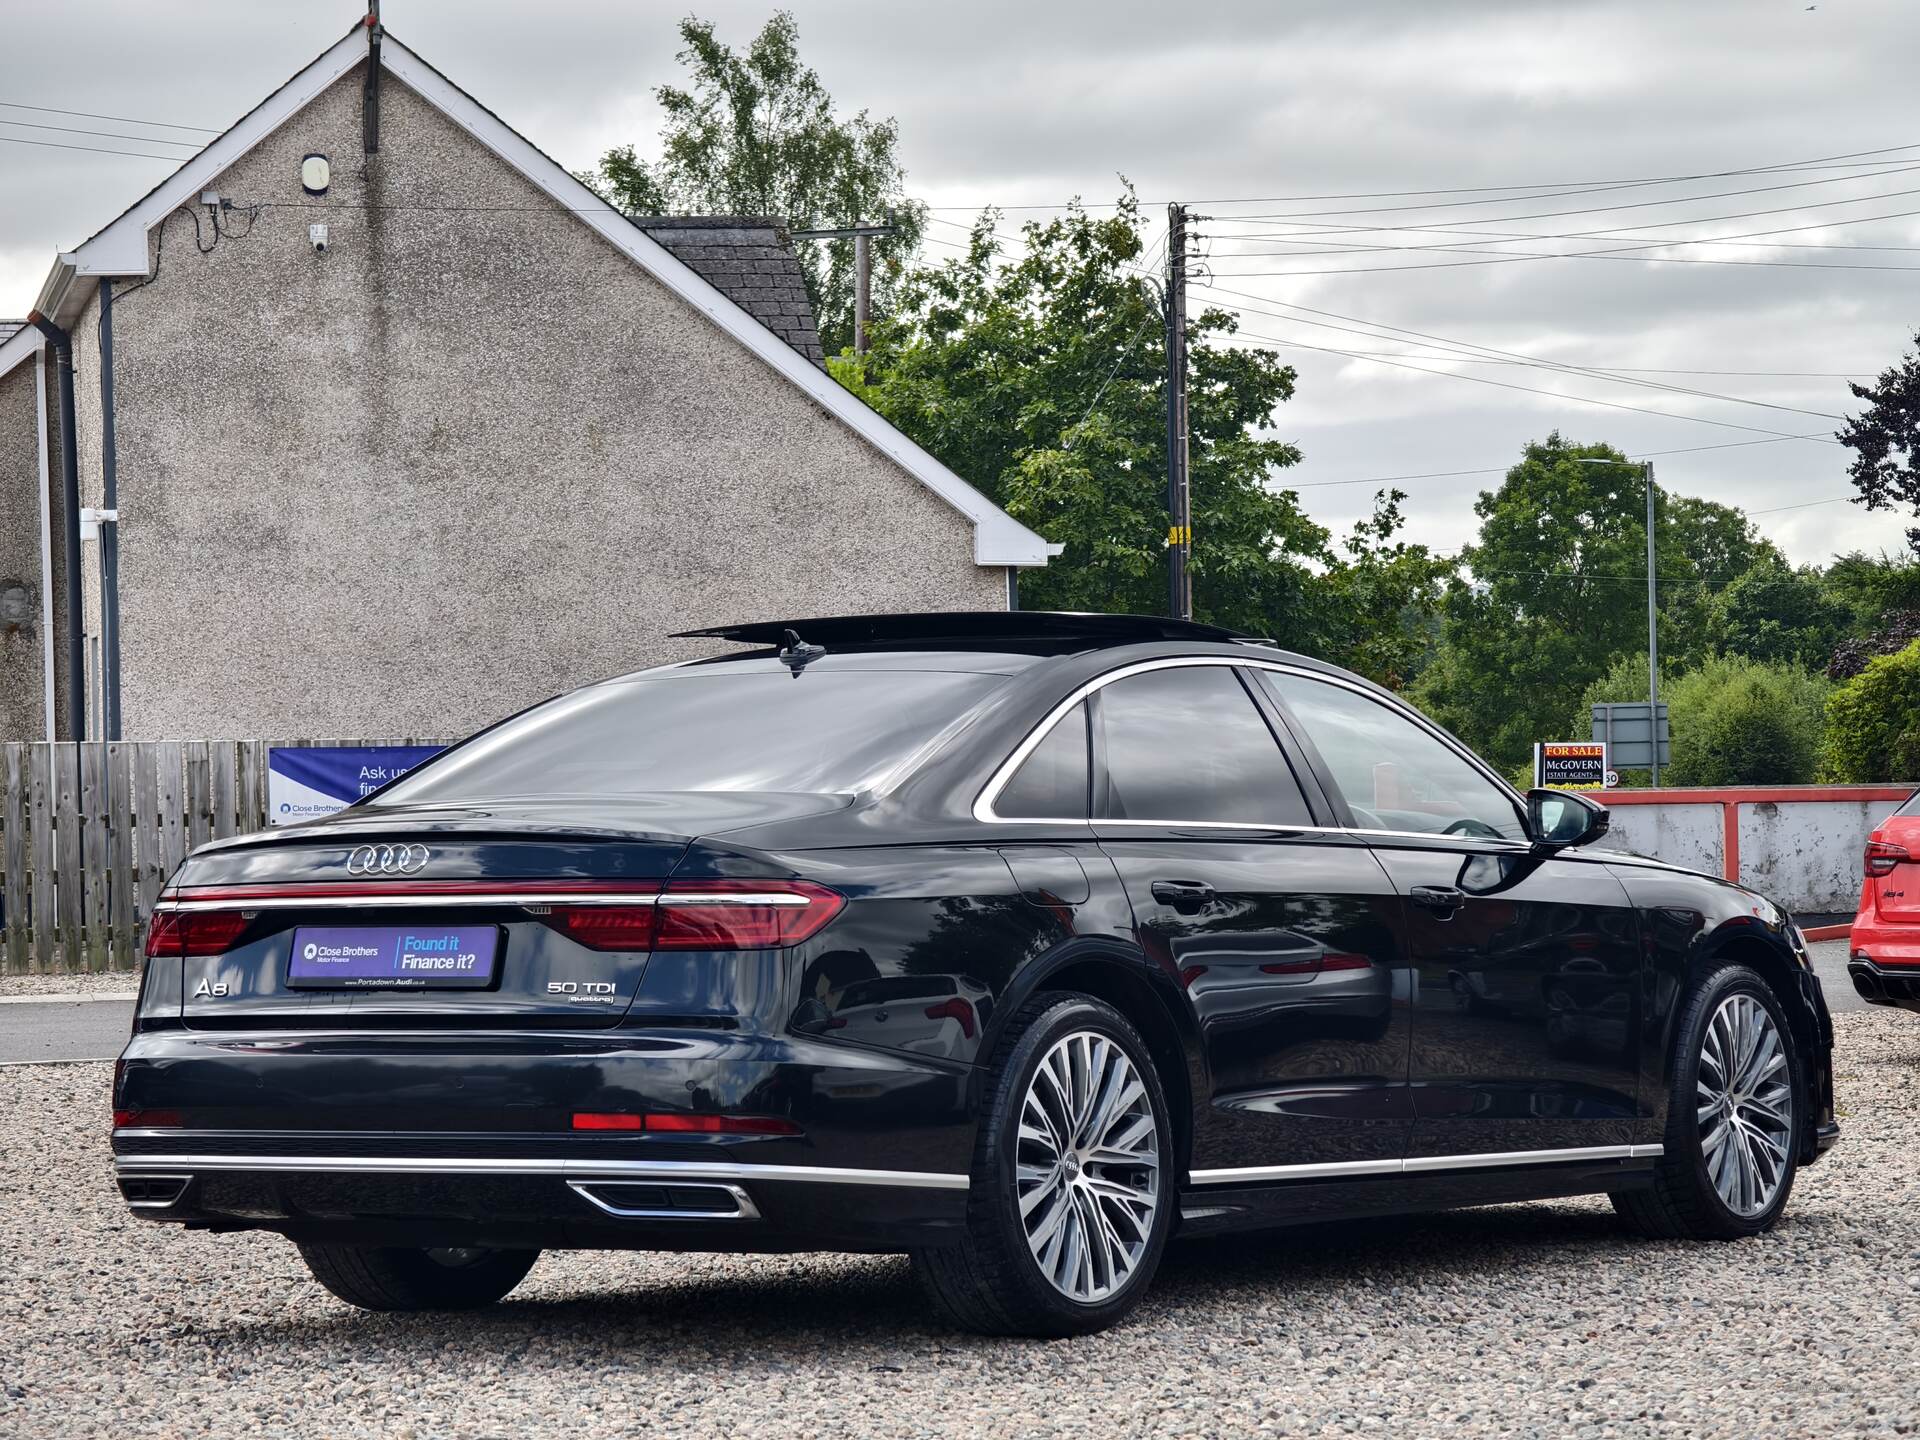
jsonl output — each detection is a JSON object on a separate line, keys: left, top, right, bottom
{"left": 100, "top": 62, "right": 1003, "bottom": 740}
{"left": 0, "top": 355, "right": 44, "bottom": 741}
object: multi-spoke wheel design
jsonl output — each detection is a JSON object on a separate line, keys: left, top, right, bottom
{"left": 1015, "top": 1029, "right": 1161, "bottom": 1304}
{"left": 1612, "top": 965, "right": 1805, "bottom": 1242}
{"left": 1696, "top": 992, "right": 1795, "bottom": 1218}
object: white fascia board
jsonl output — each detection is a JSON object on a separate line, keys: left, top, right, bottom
{"left": 0, "top": 322, "right": 43, "bottom": 380}
{"left": 42, "top": 27, "right": 369, "bottom": 315}
{"left": 381, "top": 40, "right": 1053, "bottom": 569}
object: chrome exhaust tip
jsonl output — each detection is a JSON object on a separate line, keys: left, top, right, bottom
{"left": 568, "top": 1180, "right": 760, "bottom": 1220}
{"left": 117, "top": 1173, "right": 192, "bottom": 1209}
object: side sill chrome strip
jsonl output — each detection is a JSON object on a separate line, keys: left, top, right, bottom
{"left": 1188, "top": 1143, "right": 1664, "bottom": 1186}
{"left": 111, "top": 1153, "right": 970, "bottom": 1190}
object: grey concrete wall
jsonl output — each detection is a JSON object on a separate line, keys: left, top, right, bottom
{"left": 0, "top": 355, "right": 45, "bottom": 740}
{"left": 1597, "top": 794, "right": 1910, "bottom": 912}
{"left": 107, "top": 63, "right": 1003, "bottom": 740}
{"left": 1596, "top": 803, "right": 1723, "bottom": 880}
{"left": 1740, "top": 798, "right": 1897, "bottom": 915}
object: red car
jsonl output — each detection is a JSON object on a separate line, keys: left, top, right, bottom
{"left": 1849, "top": 789, "right": 1920, "bottom": 1012}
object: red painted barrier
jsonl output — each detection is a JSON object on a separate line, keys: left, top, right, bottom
{"left": 1601, "top": 785, "right": 1913, "bottom": 941}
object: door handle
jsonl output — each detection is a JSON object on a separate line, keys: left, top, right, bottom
{"left": 1409, "top": 884, "right": 1466, "bottom": 917}
{"left": 1151, "top": 880, "right": 1216, "bottom": 911}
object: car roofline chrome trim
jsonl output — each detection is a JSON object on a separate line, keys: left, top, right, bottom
{"left": 1187, "top": 1143, "right": 1665, "bottom": 1186}
{"left": 111, "top": 1152, "right": 970, "bottom": 1190}
{"left": 152, "top": 891, "right": 812, "bottom": 913}
{"left": 972, "top": 654, "right": 1529, "bottom": 827}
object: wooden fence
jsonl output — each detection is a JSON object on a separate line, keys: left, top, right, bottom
{"left": 0, "top": 739, "right": 439, "bottom": 974}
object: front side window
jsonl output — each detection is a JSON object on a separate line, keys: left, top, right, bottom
{"left": 1098, "top": 665, "right": 1313, "bottom": 826}
{"left": 1257, "top": 672, "right": 1526, "bottom": 841}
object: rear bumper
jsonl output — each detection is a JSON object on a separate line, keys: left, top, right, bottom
{"left": 112, "top": 1026, "right": 975, "bottom": 1250}
{"left": 111, "top": 1148, "right": 967, "bottom": 1251}
{"left": 1847, "top": 955, "right": 1920, "bottom": 1014}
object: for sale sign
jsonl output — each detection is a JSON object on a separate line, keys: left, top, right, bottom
{"left": 1534, "top": 741, "right": 1609, "bottom": 791}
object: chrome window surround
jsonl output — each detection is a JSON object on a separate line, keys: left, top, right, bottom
{"left": 152, "top": 891, "right": 813, "bottom": 913}
{"left": 973, "top": 655, "right": 1530, "bottom": 842}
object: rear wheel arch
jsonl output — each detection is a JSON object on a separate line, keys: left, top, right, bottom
{"left": 981, "top": 945, "right": 1203, "bottom": 1178}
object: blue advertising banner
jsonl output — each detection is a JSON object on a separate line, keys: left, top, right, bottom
{"left": 266, "top": 745, "right": 445, "bottom": 826}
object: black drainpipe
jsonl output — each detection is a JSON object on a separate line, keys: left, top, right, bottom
{"left": 26, "top": 309, "right": 83, "bottom": 742}
{"left": 97, "top": 279, "right": 120, "bottom": 741}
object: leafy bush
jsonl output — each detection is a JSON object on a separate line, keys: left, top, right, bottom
{"left": 1820, "top": 640, "right": 1920, "bottom": 782}
{"left": 1574, "top": 655, "right": 1828, "bottom": 786}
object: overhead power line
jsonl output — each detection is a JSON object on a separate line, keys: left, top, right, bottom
{"left": 1218, "top": 327, "right": 1835, "bottom": 439}
{"left": 0, "top": 99, "right": 223, "bottom": 133}
{"left": 0, "top": 133, "right": 191, "bottom": 162}
{"left": 0, "top": 117, "right": 201, "bottom": 148}
{"left": 1283, "top": 432, "right": 1840, "bottom": 491}
{"left": 1194, "top": 283, "right": 1852, "bottom": 425}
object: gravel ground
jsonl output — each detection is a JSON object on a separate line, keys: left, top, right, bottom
{"left": 0, "top": 969, "right": 141, "bottom": 999}
{"left": 2, "top": 1011, "right": 1917, "bottom": 1439}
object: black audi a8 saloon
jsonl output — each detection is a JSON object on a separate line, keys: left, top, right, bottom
{"left": 114, "top": 612, "right": 1838, "bottom": 1335}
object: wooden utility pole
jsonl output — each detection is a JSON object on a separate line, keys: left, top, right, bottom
{"left": 790, "top": 218, "right": 897, "bottom": 354}
{"left": 1164, "top": 203, "right": 1192, "bottom": 621}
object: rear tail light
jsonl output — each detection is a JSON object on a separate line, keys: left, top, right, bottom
{"left": 144, "top": 909, "right": 252, "bottom": 958}
{"left": 572, "top": 1112, "right": 801, "bottom": 1135}
{"left": 550, "top": 880, "right": 843, "bottom": 952}
{"left": 923, "top": 997, "right": 977, "bottom": 1038}
{"left": 1867, "top": 839, "right": 1911, "bottom": 877}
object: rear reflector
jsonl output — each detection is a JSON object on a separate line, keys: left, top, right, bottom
{"left": 144, "top": 910, "right": 251, "bottom": 958}
{"left": 551, "top": 880, "right": 844, "bottom": 953}
{"left": 1867, "top": 839, "right": 1911, "bottom": 877}
{"left": 572, "top": 1112, "right": 801, "bottom": 1135}
{"left": 113, "top": 1108, "right": 182, "bottom": 1129}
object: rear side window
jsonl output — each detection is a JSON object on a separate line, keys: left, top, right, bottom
{"left": 1097, "top": 665, "right": 1313, "bottom": 826}
{"left": 1897, "top": 790, "right": 1920, "bottom": 817}
{"left": 997, "top": 703, "right": 1091, "bottom": 819}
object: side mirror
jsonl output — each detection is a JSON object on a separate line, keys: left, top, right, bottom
{"left": 1526, "top": 788, "right": 1610, "bottom": 850}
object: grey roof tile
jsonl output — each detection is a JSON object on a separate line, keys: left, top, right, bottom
{"left": 632, "top": 216, "right": 826, "bottom": 368}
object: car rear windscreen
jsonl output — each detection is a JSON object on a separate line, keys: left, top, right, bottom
{"left": 372, "top": 669, "right": 1004, "bottom": 802}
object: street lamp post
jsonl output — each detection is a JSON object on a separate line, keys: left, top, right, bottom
{"left": 1576, "top": 457, "right": 1660, "bottom": 786}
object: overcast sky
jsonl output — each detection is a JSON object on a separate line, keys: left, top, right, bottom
{"left": 4, "top": 0, "right": 1917, "bottom": 567}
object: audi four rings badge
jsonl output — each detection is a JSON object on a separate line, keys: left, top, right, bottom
{"left": 347, "top": 843, "right": 430, "bottom": 875}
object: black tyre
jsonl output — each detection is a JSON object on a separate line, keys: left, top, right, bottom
{"left": 912, "top": 992, "right": 1174, "bottom": 1337}
{"left": 297, "top": 1243, "right": 539, "bottom": 1311}
{"left": 1612, "top": 963, "right": 1804, "bottom": 1240}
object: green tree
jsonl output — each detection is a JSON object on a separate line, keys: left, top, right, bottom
{"left": 1710, "top": 552, "right": 1849, "bottom": 665}
{"left": 1821, "top": 639, "right": 1920, "bottom": 782}
{"left": 835, "top": 198, "right": 1450, "bottom": 676}
{"left": 1411, "top": 434, "right": 1774, "bottom": 771}
{"left": 1572, "top": 654, "right": 1829, "bottom": 786}
{"left": 1837, "top": 334, "right": 1920, "bottom": 554}
{"left": 589, "top": 12, "right": 924, "bottom": 354}
{"left": 1821, "top": 550, "right": 1920, "bottom": 630}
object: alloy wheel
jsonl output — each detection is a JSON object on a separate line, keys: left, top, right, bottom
{"left": 1697, "top": 993, "right": 1795, "bottom": 1218}
{"left": 1015, "top": 1030, "right": 1161, "bottom": 1303}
